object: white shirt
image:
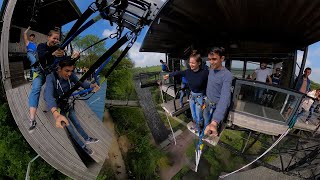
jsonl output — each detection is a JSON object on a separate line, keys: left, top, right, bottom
{"left": 255, "top": 68, "right": 271, "bottom": 82}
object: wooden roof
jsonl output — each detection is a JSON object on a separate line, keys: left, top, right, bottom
{"left": 141, "top": 0, "right": 320, "bottom": 57}
{"left": 11, "top": 0, "right": 81, "bottom": 34}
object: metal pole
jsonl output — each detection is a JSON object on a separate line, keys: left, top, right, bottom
{"left": 25, "top": 154, "right": 40, "bottom": 180}
{"left": 296, "top": 46, "right": 308, "bottom": 83}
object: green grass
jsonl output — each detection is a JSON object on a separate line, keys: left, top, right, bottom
{"left": 108, "top": 107, "right": 168, "bottom": 180}
{"left": 172, "top": 166, "right": 190, "bottom": 180}
{"left": 132, "top": 65, "right": 162, "bottom": 76}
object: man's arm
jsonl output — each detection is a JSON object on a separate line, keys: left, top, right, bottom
{"left": 23, "top": 27, "right": 30, "bottom": 46}
{"left": 163, "top": 70, "right": 186, "bottom": 80}
{"left": 205, "top": 74, "right": 233, "bottom": 136}
{"left": 211, "top": 74, "right": 233, "bottom": 123}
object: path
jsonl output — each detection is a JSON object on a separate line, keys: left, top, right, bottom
{"left": 160, "top": 130, "right": 194, "bottom": 180}
{"left": 102, "top": 111, "right": 128, "bottom": 179}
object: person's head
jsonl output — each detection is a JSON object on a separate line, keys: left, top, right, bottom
{"left": 160, "top": 60, "right": 164, "bottom": 64}
{"left": 58, "top": 58, "right": 75, "bottom": 80}
{"left": 304, "top": 67, "right": 312, "bottom": 77}
{"left": 189, "top": 50, "right": 202, "bottom": 71}
{"left": 275, "top": 68, "right": 281, "bottom": 75}
{"left": 47, "top": 28, "right": 60, "bottom": 47}
{"left": 29, "top": 34, "right": 35, "bottom": 41}
{"left": 207, "top": 47, "right": 225, "bottom": 70}
{"left": 316, "top": 88, "right": 320, "bottom": 95}
{"left": 260, "top": 62, "right": 268, "bottom": 69}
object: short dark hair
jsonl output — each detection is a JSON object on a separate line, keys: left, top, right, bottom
{"left": 208, "top": 47, "right": 225, "bottom": 57}
{"left": 305, "top": 67, "right": 311, "bottom": 71}
{"left": 59, "top": 57, "right": 75, "bottom": 68}
{"left": 160, "top": 60, "right": 164, "bottom": 63}
{"left": 29, "top": 34, "right": 35, "bottom": 37}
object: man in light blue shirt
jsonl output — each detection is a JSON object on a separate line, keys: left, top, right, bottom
{"left": 204, "top": 47, "right": 233, "bottom": 137}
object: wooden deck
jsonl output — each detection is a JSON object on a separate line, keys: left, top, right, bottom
{"left": 161, "top": 97, "right": 189, "bottom": 117}
{"left": 6, "top": 83, "right": 113, "bottom": 179}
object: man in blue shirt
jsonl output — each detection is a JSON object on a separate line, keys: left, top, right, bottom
{"left": 160, "top": 59, "right": 170, "bottom": 72}
{"left": 204, "top": 47, "right": 233, "bottom": 137}
{"left": 23, "top": 26, "right": 37, "bottom": 80}
{"left": 295, "top": 67, "right": 311, "bottom": 94}
{"left": 44, "top": 59, "right": 100, "bottom": 155}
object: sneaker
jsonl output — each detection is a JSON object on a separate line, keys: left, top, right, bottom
{"left": 85, "top": 137, "right": 99, "bottom": 144}
{"left": 305, "top": 121, "right": 309, "bottom": 125}
{"left": 28, "top": 120, "right": 37, "bottom": 131}
{"left": 83, "top": 145, "right": 94, "bottom": 155}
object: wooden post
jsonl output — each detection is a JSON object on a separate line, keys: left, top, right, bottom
{"left": 0, "top": 0, "right": 16, "bottom": 90}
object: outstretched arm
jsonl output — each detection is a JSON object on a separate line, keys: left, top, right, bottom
{"left": 23, "top": 26, "right": 31, "bottom": 46}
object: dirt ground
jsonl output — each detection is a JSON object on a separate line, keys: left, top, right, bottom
{"left": 102, "top": 111, "right": 128, "bottom": 180}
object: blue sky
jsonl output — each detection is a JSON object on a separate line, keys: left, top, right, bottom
{"left": 0, "top": 0, "right": 319, "bottom": 83}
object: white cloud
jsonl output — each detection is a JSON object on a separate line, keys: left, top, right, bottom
{"left": 102, "top": 26, "right": 117, "bottom": 37}
{"left": 310, "top": 68, "right": 320, "bottom": 84}
{"left": 127, "top": 42, "right": 165, "bottom": 67}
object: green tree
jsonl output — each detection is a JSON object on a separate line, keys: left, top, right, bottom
{"left": 0, "top": 80, "right": 65, "bottom": 179}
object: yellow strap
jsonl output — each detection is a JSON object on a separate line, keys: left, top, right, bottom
{"left": 33, "top": 72, "right": 39, "bottom": 80}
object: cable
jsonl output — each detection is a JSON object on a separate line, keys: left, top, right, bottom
{"left": 159, "top": 83, "right": 177, "bottom": 145}
{"left": 219, "top": 128, "right": 291, "bottom": 179}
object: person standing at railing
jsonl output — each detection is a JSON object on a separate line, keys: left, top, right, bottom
{"left": 160, "top": 59, "right": 170, "bottom": 72}
{"left": 163, "top": 51, "right": 208, "bottom": 133}
{"left": 204, "top": 47, "right": 233, "bottom": 137}
{"left": 252, "top": 62, "right": 272, "bottom": 103}
{"left": 23, "top": 26, "right": 37, "bottom": 81}
{"left": 298, "top": 89, "right": 320, "bottom": 124}
{"left": 179, "top": 76, "right": 190, "bottom": 108}
{"left": 295, "top": 67, "right": 312, "bottom": 94}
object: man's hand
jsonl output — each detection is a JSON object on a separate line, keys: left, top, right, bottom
{"left": 91, "top": 83, "right": 100, "bottom": 92}
{"left": 52, "top": 49, "right": 65, "bottom": 57}
{"left": 163, "top": 74, "right": 169, "bottom": 80}
{"left": 54, "top": 114, "right": 69, "bottom": 128}
{"left": 204, "top": 121, "right": 218, "bottom": 137}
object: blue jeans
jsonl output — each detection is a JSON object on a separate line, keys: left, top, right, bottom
{"left": 298, "top": 104, "right": 315, "bottom": 121}
{"left": 254, "top": 87, "right": 265, "bottom": 101}
{"left": 29, "top": 73, "right": 45, "bottom": 108}
{"left": 180, "top": 83, "right": 189, "bottom": 107}
{"left": 189, "top": 92, "right": 204, "bottom": 125}
{"left": 203, "top": 99, "right": 217, "bottom": 126}
{"left": 27, "top": 51, "right": 37, "bottom": 79}
{"left": 61, "top": 109, "right": 89, "bottom": 147}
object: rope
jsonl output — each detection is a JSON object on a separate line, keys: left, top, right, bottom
{"left": 159, "top": 84, "right": 177, "bottom": 145}
{"left": 219, "top": 128, "right": 291, "bottom": 178}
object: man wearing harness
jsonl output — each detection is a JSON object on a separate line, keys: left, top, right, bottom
{"left": 204, "top": 47, "right": 233, "bottom": 137}
{"left": 23, "top": 26, "right": 37, "bottom": 81}
{"left": 28, "top": 28, "right": 81, "bottom": 131}
{"left": 44, "top": 59, "right": 100, "bottom": 155}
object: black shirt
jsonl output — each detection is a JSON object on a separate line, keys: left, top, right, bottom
{"left": 169, "top": 68, "right": 209, "bottom": 94}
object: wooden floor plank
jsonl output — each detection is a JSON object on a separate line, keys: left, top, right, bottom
{"left": 15, "top": 87, "right": 94, "bottom": 176}
{"left": 5, "top": 82, "right": 112, "bottom": 179}
{"left": 6, "top": 89, "right": 87, "bottom": 179}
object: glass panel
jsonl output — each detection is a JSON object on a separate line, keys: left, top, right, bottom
{"left": 231, "top": 60, "right": 244, "bottom": 79}
{"left": 233, "top": 80, "right": 303, "bottom": 123}
{"left": 245, "top": 61, "right": 259, "bottom": 80}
